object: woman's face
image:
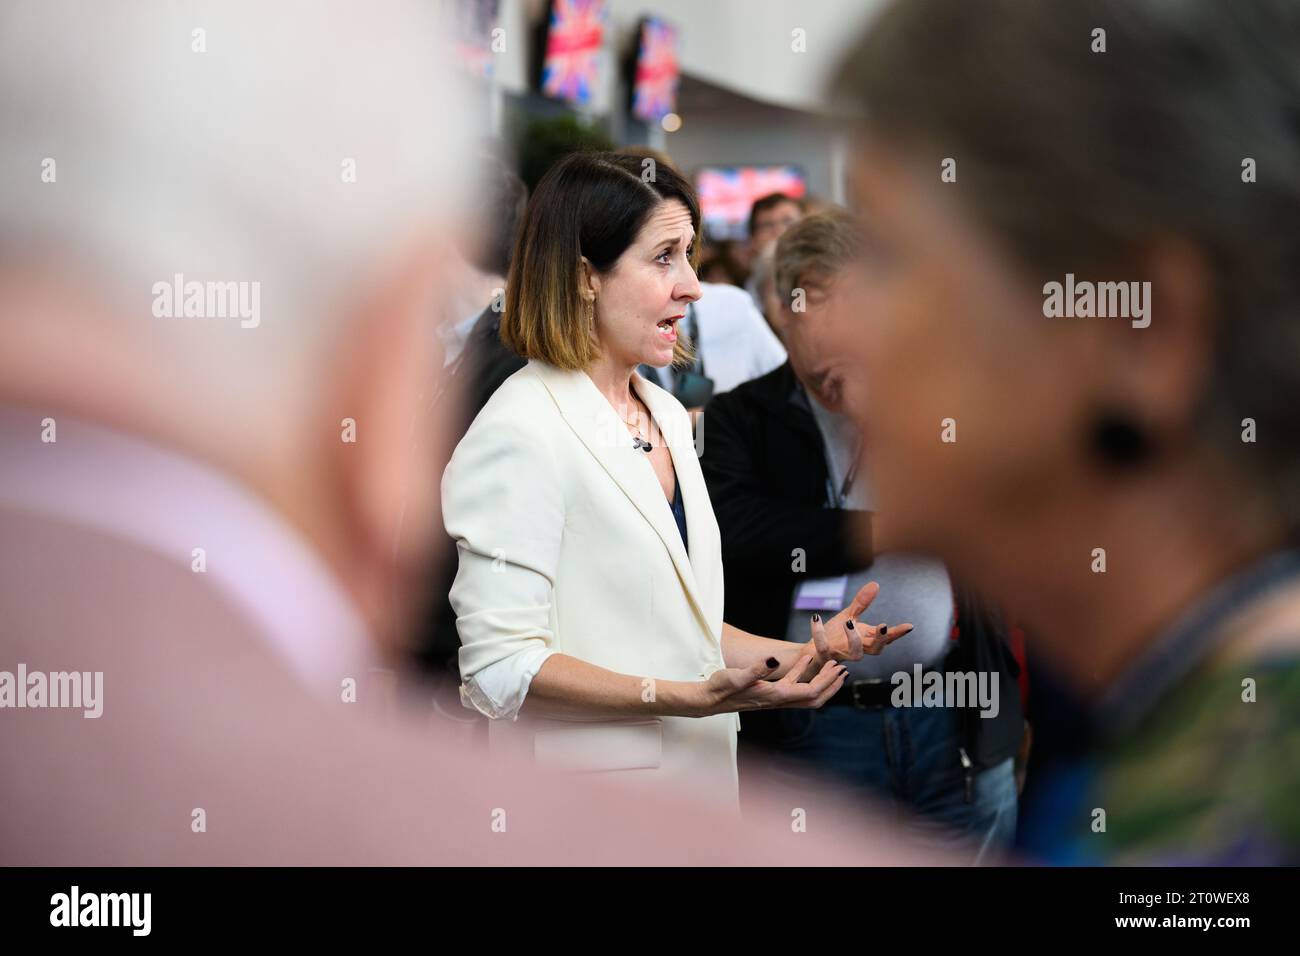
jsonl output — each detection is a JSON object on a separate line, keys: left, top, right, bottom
{"left": 590, "top": 198, "right": 702, "bottom": 369}
{"left": 841, "top": 138, "right": 1105, "bottom": 561}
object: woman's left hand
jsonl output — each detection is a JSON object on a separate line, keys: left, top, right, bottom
{"left": 806, "top": 581, "right": 913, "bottom": 674}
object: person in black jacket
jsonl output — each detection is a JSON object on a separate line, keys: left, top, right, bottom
{"left": 416, "top": 161, "right": 530, "bottom": 691}
{"left": 700, "top": 210, "right": 1023, "bottom": 862}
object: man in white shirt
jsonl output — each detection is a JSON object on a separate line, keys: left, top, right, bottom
{"left": 744, "top": 192, "right": 806, "bottom": 308}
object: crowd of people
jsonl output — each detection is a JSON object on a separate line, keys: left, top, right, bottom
{"left": 433, "top": 0, "right": 1300, "bottom": 867}
{"left": 3, "top": 0, "right": 1297, "bottom": 868}
{"left": 427, "top": 155, "right": 1022, "bottom": 861}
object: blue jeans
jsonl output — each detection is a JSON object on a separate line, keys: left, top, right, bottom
{"left": 764, "top": 701, "right": 1017, "bottom": 863}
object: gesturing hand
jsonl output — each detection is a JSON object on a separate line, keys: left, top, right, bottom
{"left": 694, "top": 654, "right": 845, "bottom": 716}
{"left": 806, "top": 581, "right": 913, "bottom": 674}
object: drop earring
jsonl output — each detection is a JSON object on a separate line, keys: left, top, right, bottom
{"left": 1088, "top": 408, "right": 1152, "bottom": 468}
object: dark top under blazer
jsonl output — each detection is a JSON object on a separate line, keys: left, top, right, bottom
{"left": 669, "top": 465, "right": 688, "bottom": 552}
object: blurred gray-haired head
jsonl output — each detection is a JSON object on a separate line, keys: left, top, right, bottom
{"left": 0, "top": 0, "right": 471, "bottom": 418}
{"left": 773, "top": 208, "right": 864, "bottom": 306}
{"left": 0, "top": 0, "right": 475, "bottom": 641}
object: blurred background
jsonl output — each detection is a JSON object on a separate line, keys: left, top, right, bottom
{"left": 448, "top": 0, "right": 869, "bottom": 244}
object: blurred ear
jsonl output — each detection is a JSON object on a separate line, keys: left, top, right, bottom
{"left": 325, "top": 235, "right": 455, "bottom": 650}
{"left": 1095, "top": 240, "right": 1216, "bottom": 442}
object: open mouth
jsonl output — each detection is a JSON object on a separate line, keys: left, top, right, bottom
{"left": 656, "top": 315, "right": 683, "bottom": 342}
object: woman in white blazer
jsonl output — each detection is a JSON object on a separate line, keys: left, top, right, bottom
{"left": 442, "top": 152, "right": 912, "bottom": 809}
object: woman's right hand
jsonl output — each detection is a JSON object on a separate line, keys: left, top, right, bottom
{"left": 689, "top": 653, "right": 846, "bottom": 717}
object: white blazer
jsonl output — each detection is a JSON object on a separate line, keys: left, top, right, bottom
{"left": 442, "top": 359, "right": 740, "bottom": 808}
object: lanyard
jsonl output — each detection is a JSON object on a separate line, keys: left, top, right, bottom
{"left": 796, "top": 377, "right": 861, "bottom": 509}
{"left": 824, "top": 443, "right": 861, "bottom": 509}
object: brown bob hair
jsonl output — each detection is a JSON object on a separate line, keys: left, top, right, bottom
{"left": 502, "top": 150, "right": 700, "bottom": 370}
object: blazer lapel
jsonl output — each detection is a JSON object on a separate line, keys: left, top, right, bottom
{"left": 530, "top": 361, "right": 711, "bottom": 631}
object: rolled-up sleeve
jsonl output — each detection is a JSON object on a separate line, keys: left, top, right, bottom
{"left": 442, "top": 416, "right": 564, "bottom": 720}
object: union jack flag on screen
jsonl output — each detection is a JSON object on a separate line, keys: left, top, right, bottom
{"left": 541, "top": 0, "right": 606, "bottom": 106}
{"left": 631, "top": 18, "right": 680, "bottom": 123}
{"left": 696, "top": 166, "right": 808, "bottom": 240}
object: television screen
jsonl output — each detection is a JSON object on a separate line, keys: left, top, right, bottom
{"left": 540, "top": 0, "right": 607, "bottom": 107}
{"left": 695, "top": 165, "right": 808, "bottom": 241}
{"left": 630, "top": 17, "right": 680, "bottom": 123}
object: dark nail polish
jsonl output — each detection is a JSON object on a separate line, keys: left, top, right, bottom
{"left": 845, "top": 619, "right": 855, "bottom": 630}
{"left": 812, "top": 613, "right": 820, "bottom": 623}
{"left": 766, "top": 657, "right": 779, "bottom": 669}
{"left": 880, "top": 624, "right": 888, "bottom": 636}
